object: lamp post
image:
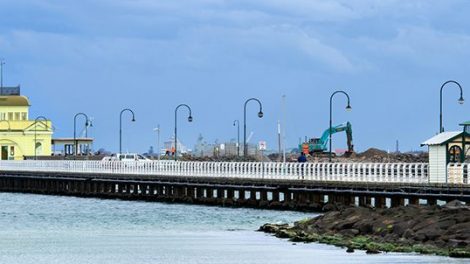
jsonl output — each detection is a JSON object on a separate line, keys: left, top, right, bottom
{"left": 243, "top": 98, "right": 263, "bottom": 157}
{"left": 174, "top": 104, "right": 193, "bottom": 161}
{"left": 329, "top": 91, "right": 352, "bottom": 162}
{"left": 34, "top": 116, "right": 48, "bottom": 160}
{"left": 73, "top": 113, "right": 89, "bottom": 156}
{"left": 233, "top": 120, "right": 240, "bottom": 157}
{"left": 84, "top": 117, "right": 93, "bottom": 154}
{"left": 440, "top": 80, "right": 464, "bottom": 133}
{"left": 119, "top": 109, "right": 136, "bottom": 155}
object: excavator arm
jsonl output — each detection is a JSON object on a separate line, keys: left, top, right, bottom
{"left": 300, "top": 122, "right": 354, "bottom": 155}
{"left": 319, "top": 122, "right": 354, "bottom": 152}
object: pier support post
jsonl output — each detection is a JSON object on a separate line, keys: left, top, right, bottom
{"left": 358, "top": 196, "right": 371, "bottom": 207}
{"left": 272, "top": 191, "right": 280, "bottom": 202}
{"left": 375, "top": 197, "right": 386, "bottom": 208}
{"left": 391, "top": 197, "right": 404, "bottom": 207}
{"left": 186, "top": 186, "right": 195, "bottom": 199}
{"left": 226, "top": 189, "right": 234, "bottom": 200}
{"left": 238, "top": 189, "right": 246, "bottom": 200}
{"left": 196, "top": 187, "right": 204, "bottom": 200}
{"left": 427, "top": 198, "right": 437, "bottom": 206}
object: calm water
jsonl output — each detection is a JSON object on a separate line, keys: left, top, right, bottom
{"left": 0, "top": 193, "right": 466, "bottom": 264}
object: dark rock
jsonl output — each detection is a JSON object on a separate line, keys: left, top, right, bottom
{"left": 450, "top": 249, "right": 470, "bottom": 258}
{"left": 444, "top": 200, "right": 465, "bottom": 208}
{"left": 346, "top": 247, "right": 355, "bottom": 253}
{"left": 366, "top": 249, "right": 381, "bottom": 254}
{"left": 258, "top": 223, "right": 288, "bottom": 233}
{"left": 260, "top": 202, "right": 470, "bottom": 258}
{"left": 339, "top": 229, "right": 360, "bottom": 237}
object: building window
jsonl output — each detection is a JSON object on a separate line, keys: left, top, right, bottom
{"left": 14, "top": 112, "right": 20, "bottom": 121}
{"left": 0, "top": 113, "right": 5, "bottom": 120}
{"left": 449, "top": 145, "right": 462, "bottom": 163}
{"left": 35, "top": 142, "right": 43, "bottom": 156}
{"left": 21, "top": 112, "right": 27, "bottom": 120}
{"left": 8, "top": 113, "right": 13, "bottom": 120}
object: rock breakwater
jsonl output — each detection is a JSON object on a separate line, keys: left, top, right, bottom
{"left": 259, "top": 201, "right": 470, "bottom": 258}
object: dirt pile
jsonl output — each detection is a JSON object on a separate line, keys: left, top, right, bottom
{"left": 259, "top": 201, "right": 470, "bottom": 258}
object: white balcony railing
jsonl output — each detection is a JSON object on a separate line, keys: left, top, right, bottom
{"left": 0, "top": 160, "right": 432, "bottom": 184}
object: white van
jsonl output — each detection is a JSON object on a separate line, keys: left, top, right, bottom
{"left": 102, "top": 153, "right": 150, "bottom": 162}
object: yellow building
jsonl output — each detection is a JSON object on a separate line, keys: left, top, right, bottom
{"left": 0, "top": 86, "right": 53, "bottom": 160}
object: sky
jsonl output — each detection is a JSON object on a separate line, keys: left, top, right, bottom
{"left": 1, "top": 0, "right": 470, "bottom": 153}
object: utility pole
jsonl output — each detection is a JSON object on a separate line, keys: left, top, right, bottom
{"left": 154, "top": 125, "right": 161, "bottom": 161}
{"left": 0, "top": 59, "right": 5, "bottom": 94}
{"left": 277, "top": 120, "right": 281, "bottom": 161}
{"left": 281, "top": 95, "right": 286, "bottom": 163}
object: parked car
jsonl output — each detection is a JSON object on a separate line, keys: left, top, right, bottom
{"left": 101, "top": 153, "right": 150, "bottom": 163}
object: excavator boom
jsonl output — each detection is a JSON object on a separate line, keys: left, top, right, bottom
{"left": 300, "top": 122, "right": 354, "bottom": 155}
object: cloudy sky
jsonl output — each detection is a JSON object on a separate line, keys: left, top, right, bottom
{"left": 1, "top": 0, "right": 470, "bottom": 153}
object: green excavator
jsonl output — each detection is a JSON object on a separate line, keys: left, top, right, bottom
{"left": 299, "top": 122, "right": 354, "bottom": 156}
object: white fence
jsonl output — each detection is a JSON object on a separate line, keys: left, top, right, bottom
{"left": 0, "top": 160, "right": 432, "bottom": 184}
{"left": 447, "top": 163, "right": 469, "bottom": 184}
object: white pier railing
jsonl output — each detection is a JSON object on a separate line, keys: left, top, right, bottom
{"left": 447, "top": 163, "right": 469, "bottom": 184}
{"left": 0, "top": 160, "right": 431, "bottom": 184}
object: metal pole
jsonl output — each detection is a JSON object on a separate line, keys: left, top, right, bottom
{"left": 119, "top": 109, "right": 136, "bottom": 155}
{"left": 0, "top": 59, "right": 4, "bottom": 94}
{"left": 282, "top": 95, "right": 286, "bottom": 163}
{"left": 157, "top": 124, "right": 160, "bottom": 162}
{"left": 243, "top": 98, "right": 264, "bottom": 158}
{"left": 277, "top": 120, "right": 281, "bottom": 161}
{"left": 84, "top": 118, "right": 92, "bottom": 155}
{"left": 154, "top": 125, "right": 161, "bottom": 161}
{"left": 329, "top": 91, "right": 351, "bottom": 162}
{"left": 73, "top": 113, "right": 89, "bottom": 157}
{"left": 233, "top": 120, "right": 240, "bottom": 157}
{"left": 174, "top": 104, "right": 192, "bottom": 161}
{"left": 440, "top": 80, "right": 464, "bottom": 133}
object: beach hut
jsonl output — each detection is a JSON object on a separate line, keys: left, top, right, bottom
{"left": 421, "top": 129, "right": 470, "bottom": 183}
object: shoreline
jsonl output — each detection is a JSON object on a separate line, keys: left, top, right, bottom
{"left": 259, "top": 201, "right": 470, "bottom": 258}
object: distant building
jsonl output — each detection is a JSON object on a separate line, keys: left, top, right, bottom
{"left": 164, "top": 136, "right": 189, "bottom": 155}
{"left": 0, "top": 86, "right": 53, "bottom": 160}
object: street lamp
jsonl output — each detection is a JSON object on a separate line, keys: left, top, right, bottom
{"left": 243, "top": 98, "right": 263, "bottom": 157}
{"left": 33, "top": 116, "right": 49, "bottom": 160}
{"left": 174, "top": 104, "right": 193, "bottom": 161}
{"left": 233, "top": 120, "right": 240, "bottom": 157}
{"left": 329, "top": 91, "right": 351, "bottom": 162}
{"left": 440, "top": 80, "right": 464, "bottom": 133}
{"left": 119, "top": 108, "right": 136, "bottom": 154}
{"left": 74, "top": 113, "right": 90, "bottom": 156}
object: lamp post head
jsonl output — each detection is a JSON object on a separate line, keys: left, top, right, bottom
{"left": 346, "top": 104, "right": 352, "bottom": 112}
{"left": 459, "top": 96, "right": 465, "bottom": 105}
{"left": 188, "top": 116, "right": 193, "bottom": 122}
{"left": 258, "top": 111, "right": 264, "bottom": 118}
{"left": 131, "top": 117, "right": 136, "bottom": 122}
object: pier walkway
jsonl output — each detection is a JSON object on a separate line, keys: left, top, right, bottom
{"left": 0, "top": 160, "right": 469, "bottom": 211}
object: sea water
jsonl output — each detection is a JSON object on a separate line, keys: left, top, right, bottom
{"left": 0, "top": 193, "right": 465, "bottom": 264}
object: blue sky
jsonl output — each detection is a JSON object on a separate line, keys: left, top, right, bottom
{"left": 1, "top": 0, "right": 470, "bottom": 153}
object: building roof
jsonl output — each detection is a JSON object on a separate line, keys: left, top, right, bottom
{"left": 0, "top": 96, "right": 30, "bottom": 106}
{"left": 421, "top": 131, "right": 463, "bottom": 146}
{"left": 52, "top": 138, "right": 94, "bottom": 144}
{"left": 460, "top": 121, "right": 470, "bottom": 126}
{"left": 0, "top": 86, "right": 20, "bottom": 96}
